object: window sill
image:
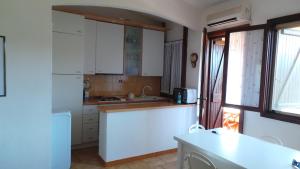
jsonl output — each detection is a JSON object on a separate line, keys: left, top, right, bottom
{"left": 261, "top": 111, "right": 300, "bottom": 125}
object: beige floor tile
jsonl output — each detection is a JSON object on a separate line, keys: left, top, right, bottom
{"left": 71, "top": 147, "right": 177, "bottom": 169}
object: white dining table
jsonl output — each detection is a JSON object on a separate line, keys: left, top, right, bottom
{"left": 174, "top": 128, "right": 300, "bottom": 169}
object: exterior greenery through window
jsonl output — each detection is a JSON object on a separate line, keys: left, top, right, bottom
{"left": 262, "top": 13, "right": 300, "bottom": 124}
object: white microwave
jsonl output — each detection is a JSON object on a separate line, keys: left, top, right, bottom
{"left": 182, "top": 88, "right": 197, "bottom": 104}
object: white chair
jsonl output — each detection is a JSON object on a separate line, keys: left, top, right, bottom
{"left": 186, "top": 152, "right": 217, "bottom": 169}
{"left": 260, "top": 135, "right": 284, "bottom": 146}
{"left": 189, "top": 124, "right": 205, "bottom": 133}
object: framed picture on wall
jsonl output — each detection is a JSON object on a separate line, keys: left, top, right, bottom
{"left": 0, "top": 36, "right": 6, "bottom": 97}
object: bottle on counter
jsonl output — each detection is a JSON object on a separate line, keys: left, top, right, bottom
{"left": 177, "top": 92, "right": 182, "bottom": 104}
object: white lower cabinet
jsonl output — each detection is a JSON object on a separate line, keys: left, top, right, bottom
{"left": 99, "top": 105, "right": 197, "bottom": 162}
{"left": 82, "top": 105, "right": 99, "bottom": 143}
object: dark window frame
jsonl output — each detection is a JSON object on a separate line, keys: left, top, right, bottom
{"left": 261, "top": 13, "right": 300, "bottom": 125}
{"left": 222, "top": 25, "right": 266, "bottom": 112}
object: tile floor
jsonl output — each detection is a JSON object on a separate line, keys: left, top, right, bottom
{"left": 71, "top": 147, "right": 177, "bottom": 169}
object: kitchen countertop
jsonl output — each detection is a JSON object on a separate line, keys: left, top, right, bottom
{"left": 98, "top": 101, "right": 195, "bottom": 113}
{"left": 83, "top": 96, "right": 170, "bottom": 105}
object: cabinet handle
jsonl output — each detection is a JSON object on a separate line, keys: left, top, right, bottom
{"left": 76, "top": 71, "right": 81, "bottom": 74}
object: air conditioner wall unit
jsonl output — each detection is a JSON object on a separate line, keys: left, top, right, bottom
{"left": 207, "top": 3, "right": 251, "bottom": 31}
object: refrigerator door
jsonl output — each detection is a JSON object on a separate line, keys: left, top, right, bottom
{"left": 52, "top": 111, "right": 71, "bottom": 169}
{"left": 52, "top": 74, "right": 83, "bottom": 145}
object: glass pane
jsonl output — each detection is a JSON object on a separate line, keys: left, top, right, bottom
{"left": 272, "top": 25, "right": 300, "bottom": 115}
{"left": 223, "top": 107, "right": 241, "bottom": 133}
{"left": 124, "top": 26, "right": 142, "bottom": 75}
{"left": 225, "top": 29, "right": 264, "bottom": 107}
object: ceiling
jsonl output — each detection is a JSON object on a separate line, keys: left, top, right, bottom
{"left": 183, "top": 0, "right": 226, "bottom": 10}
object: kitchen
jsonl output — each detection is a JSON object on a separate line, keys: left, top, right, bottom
{"left": 51, "top": 5, "right": 198, "bottom": 168}
{"left": 3, "top": 0, "right": 300, "bottom": 169}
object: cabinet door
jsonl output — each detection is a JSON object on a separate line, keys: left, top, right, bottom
{"left": 142, "top": 29, "right": 164, "bottom": 76}
{"left": 84, "top": 20, "right": 97, "bottom": 74}
{"left": 52, "top": 11, "right": 84, "bottom": 35}
{"left": 52, "top": 75, "right": 83, "bottom": 145}
{"left": 53, "top": 32, "right": 84, "bottom": 74}
{"left": 96, "top": 22, "right": 124, "bottom": 74}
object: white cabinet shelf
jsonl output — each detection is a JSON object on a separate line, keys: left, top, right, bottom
{"left": 84, "top": 19, "right": 97, "bottom": 75}
{"left": 142, "top": 29, "right": 164, "bottom": 76}
{"left": 52, "top": 11, "right": 84, "bottom": 35}
{"left": 52, "top": 32, "right": 84, "bottom": 74}
{"left": 96, "top": 22, "right": 124, "bottom": 74}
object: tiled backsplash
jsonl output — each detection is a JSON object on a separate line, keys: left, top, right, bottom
{"left": 84, "top": 75, "right": 161, "bottom": 97}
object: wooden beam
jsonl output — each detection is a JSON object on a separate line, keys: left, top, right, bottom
{"left": 52, "top": 6, "right": 167, "bottom": 32}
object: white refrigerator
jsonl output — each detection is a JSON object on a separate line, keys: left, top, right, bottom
{"left": 52, "top": 74, "right": 83, "bottom": 145}
{"left": 52, "top": 111, "right": 71, "bottom": 169}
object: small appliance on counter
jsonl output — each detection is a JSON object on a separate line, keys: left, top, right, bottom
{"left": 173, "top": 88, "right": 197, "bottom": 104}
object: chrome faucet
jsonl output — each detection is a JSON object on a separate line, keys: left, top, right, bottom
{"left": 141, "top": 85, "right": 152, "bottom": 97}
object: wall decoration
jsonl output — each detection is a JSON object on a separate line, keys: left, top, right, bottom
{"left": 0, "top": 36, "right": 6, "bottom": 97}
{"left": 190, "top": 53, "right": 198, "bottom": 68}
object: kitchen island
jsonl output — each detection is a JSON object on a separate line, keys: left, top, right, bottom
{"left": 97, "top": 101, "right": 197, "bottom": 166}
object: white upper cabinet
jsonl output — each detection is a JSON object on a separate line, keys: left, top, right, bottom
{"left": 53, "top": 32, "right": 84, "bottom": 74}
{"left": 96, "top": 22, "right": 124, "bottom": 74}
{"left": 52, "top": 11, "right": 84, "bottom": 35}
{"left": 52, "top": 11, "right": 84, "bottom": 74}
{"left": 84, "top": 19, "right": 97, "bottom": 74}
{"left": 142, "top": 29, "right": 164, "bottom": 76}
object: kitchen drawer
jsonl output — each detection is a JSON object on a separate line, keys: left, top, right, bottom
{"left": 83, "top": 123, "right": 98, "bottom": 143}
{"left": 83, "top": 113, "right": 99, "bottom": 124}
{"left": 83, "top": 105, "right": 98, "bottom": 114}
{"left": 83, "top": 131, "right": 98, "bottom": 142}
{"left": 83, "top": 123, "right": 98, "bottom": 132}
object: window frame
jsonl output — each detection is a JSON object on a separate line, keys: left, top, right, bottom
{"left": 261, "top": 13, "right": 300, "bottom": 124}
{"left": 222, "top": 25, "right": 266, "bottom": 112}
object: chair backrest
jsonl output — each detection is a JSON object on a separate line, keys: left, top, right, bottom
{"left": 260, "top": 135, "right": 284, "bottom": 146}
{"left": 189, "top": 124, "right": 205, "bottom": 133}
{"left": 187, "top": 152, "right": 217, "bottom": 169}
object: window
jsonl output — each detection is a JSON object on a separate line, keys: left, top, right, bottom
{"left": 262, "top": 13, "right": 300, "bottom": 124}
{"left": 223, "top": 26, "right": 265, "bottom": 111}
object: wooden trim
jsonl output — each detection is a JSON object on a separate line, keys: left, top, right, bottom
{"left": 199, "top": 28, "right": 208, "bottom": 125}
{"left": 181, "top": 27, "right": 188, "bottom": 88}
{"left": 223, "top": 103, "right": 260, "bottom": 112}
{"left": 260, "top": 13, "right": 300, "bottom": 125}
{"left": 239, "top": 109, "right": 244, "bottom": 134}
{"left": 99, "top": 149, "right": 177, "bottom": 167}
{"left": 52, "top": 6, "right": 167, "bottom": 32}
{"left": 0, "top": 36, "right": 6, "bottom": 97}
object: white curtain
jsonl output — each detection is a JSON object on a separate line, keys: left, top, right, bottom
{"left": 161, "top": 40, "right": 182, "bottom": 94}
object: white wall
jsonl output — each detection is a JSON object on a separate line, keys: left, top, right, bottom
{"left": 186, "top": 30, "right": 202, "bottom": 90}
{"left": 244, "top": 111, "right": 300, "bottom": 150}
{"left": 0, "top": 0, "right": 52, "bottom": 169}
{"left": 244, "top": 0, "right": 300, "bottom": 150}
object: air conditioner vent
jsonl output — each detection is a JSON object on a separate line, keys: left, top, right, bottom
{"left": 206, "top": 2, "right": 251, "bottom": 31}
